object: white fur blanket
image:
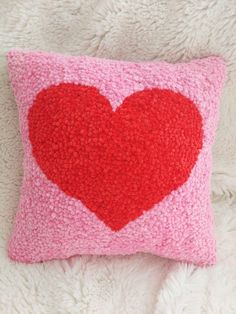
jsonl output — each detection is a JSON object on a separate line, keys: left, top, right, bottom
{"left": 0, "top": 1, "right": 236, "bottom": 313}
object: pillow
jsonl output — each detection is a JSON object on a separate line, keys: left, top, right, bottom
{"left": 7, "top": 49, "right": 226, "bottom": 266}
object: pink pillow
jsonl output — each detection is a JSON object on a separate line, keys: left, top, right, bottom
{"left": 7, "top": 49, "right": 226, "bottom": 266}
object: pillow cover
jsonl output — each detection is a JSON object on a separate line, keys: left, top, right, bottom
{"left": 7, "top": 49, "right": 226, "bottom": 266}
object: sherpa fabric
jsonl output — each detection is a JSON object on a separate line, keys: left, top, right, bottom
{"left": 7, "top": 49, "right": 226, "bottom": 266}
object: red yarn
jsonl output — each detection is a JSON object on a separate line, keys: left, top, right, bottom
{"left": 28, "top": 83, "right": 203, "bottom": 231}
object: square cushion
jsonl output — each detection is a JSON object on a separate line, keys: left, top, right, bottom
{"left": 7, "top": 49, "right": 226, "bottom": 265}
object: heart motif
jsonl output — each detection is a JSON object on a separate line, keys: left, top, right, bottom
{"left": 28, "top": 83, "right": 203, "bottom": 231}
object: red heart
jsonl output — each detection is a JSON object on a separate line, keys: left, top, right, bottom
{"left": 28, "top": 83, "right": 203, "bottom": 231}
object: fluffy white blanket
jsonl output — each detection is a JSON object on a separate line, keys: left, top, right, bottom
{"left": 0, "top": 1, "right": 236, "bottom": 313}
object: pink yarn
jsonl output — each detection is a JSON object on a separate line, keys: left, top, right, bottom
{"left": 7, "top": 49, "right": 226, "bottom": 266}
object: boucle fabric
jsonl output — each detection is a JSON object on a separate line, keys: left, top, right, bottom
{"left": 7, "top": 50, "right": 226, "bottom": 265}
{"left": 1, "top": 1, "right": 236, "bottom": 313}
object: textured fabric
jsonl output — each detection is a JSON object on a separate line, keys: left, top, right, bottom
{"left": 7, "top": 50, "right": 225, "bottom": 265}
{"left": 1, "top": 1, "right": 236, "bottom": 313}
{"left": 29, "top": 84, "right": 203, "bottom": 231}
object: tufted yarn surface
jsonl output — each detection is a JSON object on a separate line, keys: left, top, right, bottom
{"left": 29, "top": 84, "right": 203, "bottom": 231}
{"left": 7, "top": 49, "right": 226, "bottom": 266}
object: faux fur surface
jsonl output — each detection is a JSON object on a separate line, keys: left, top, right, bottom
{"left": 0, "top": 0, "right": 236, "bottom": 313}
